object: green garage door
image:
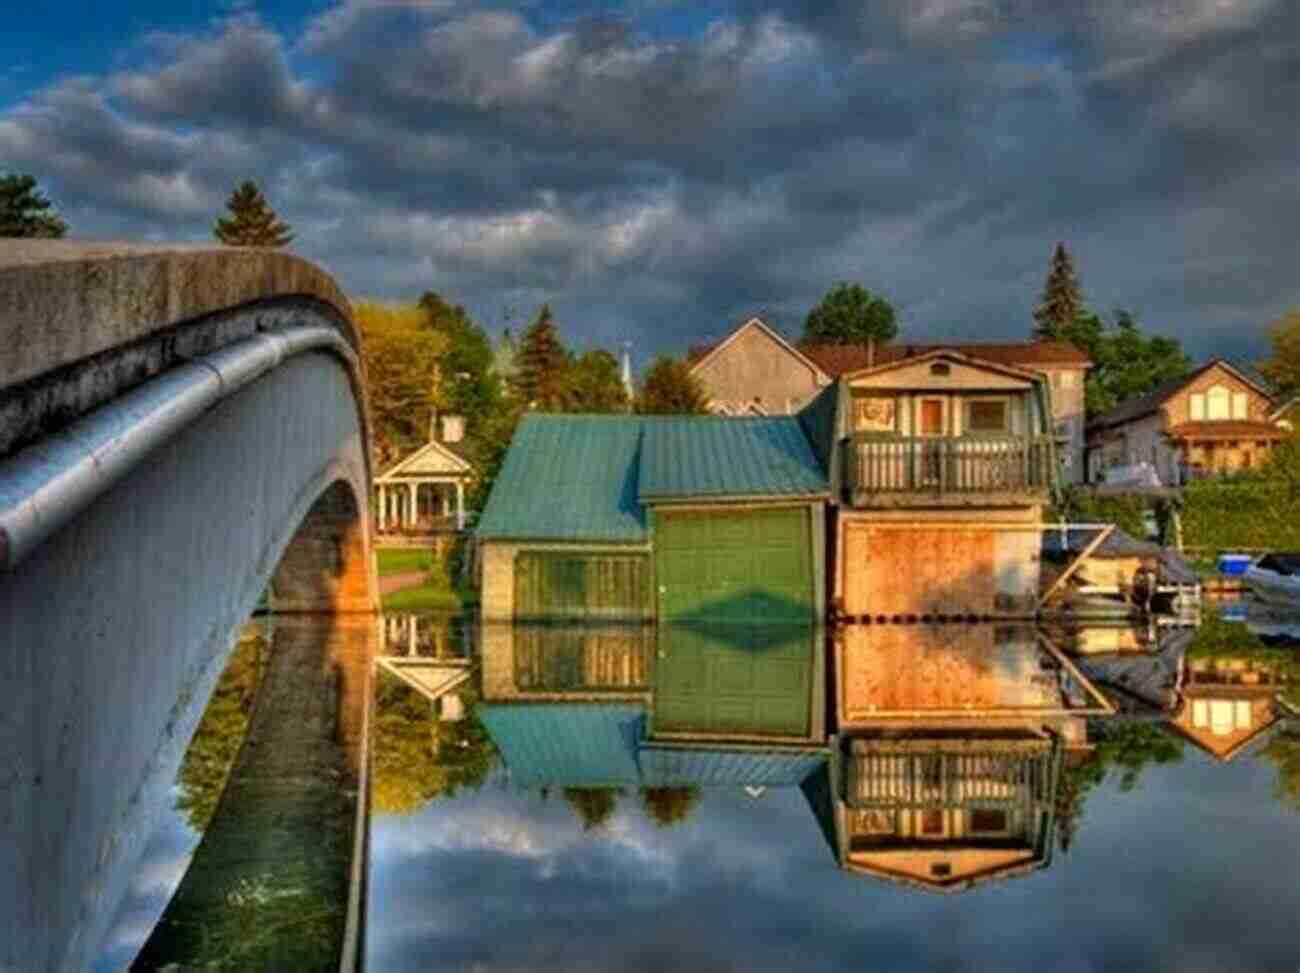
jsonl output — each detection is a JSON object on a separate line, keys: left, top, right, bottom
{"left": 655, "top": 507, "right": 813, "bottom": 622}
{"left": 514, "top": 552, "right": 650, "bottom": 621}
{"left": 653, "top": 625, "right": 814, "bottom": 738}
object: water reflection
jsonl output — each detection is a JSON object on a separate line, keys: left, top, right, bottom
{"left": 368, "top": 609, "right": 1300, "bottom": 971}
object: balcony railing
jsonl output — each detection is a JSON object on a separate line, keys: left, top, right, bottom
{"left": 847, "top": 435, "right": 1053, "bottom": 497}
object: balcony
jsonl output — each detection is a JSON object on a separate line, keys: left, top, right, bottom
{"left": 846, "top": 435, "right": 1054, "bottom": 507}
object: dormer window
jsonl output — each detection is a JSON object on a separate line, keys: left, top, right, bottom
{"left": 930, "top": 363, "right": 951, "bottom": 377}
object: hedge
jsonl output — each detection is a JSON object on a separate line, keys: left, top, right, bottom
{"left": 1181, "top": 475, "right": 1300, "bottom": 552}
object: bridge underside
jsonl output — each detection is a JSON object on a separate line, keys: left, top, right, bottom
{"left": 1, "top": 350, "right": 376, "bottom": 973}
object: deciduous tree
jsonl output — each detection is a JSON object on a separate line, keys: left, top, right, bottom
{"left": 562, "top": 787, "right": 622, "bottom": 831}
{"left": 635, "top": 355, "right": 709, "bottom": 414}
{"left": 1053, "top": 308, "right": 1191, "bottom": 416}
{"left": 213, "top": 179, "right": 293, "bottom": 247}
{"left": 1032, "top": 242, "right": 1084, "bottom": 340}
{"left": 640, "top": 787, "right": 701, "bottom": 827}
{"left": 0, "top": 173, "right": 67, "bottom": 238}
{"left": 803, "top": 282, "right": 898, "bottom": 344}
{"left": 1260, "top": 307, "right": 1300, "bottom": 398}
{"left": 419, "top": 290, "right": 501, "bottom": 434}
{"left": 567, "top": 349, "right": 628, "bottom": 413}
{"left": 353, "top": 300, "right": 446, "bottom": 468}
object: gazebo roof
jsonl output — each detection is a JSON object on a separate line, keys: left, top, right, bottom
{"left": 375, "top": 439, "right": 472, "bottom": 482}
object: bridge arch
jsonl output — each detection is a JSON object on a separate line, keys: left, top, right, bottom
{"left": 0, "top": 244, "right": 378, "bottom": 972}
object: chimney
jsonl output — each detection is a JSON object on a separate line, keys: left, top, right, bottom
{"left": 440, "top": 414, "right": 465, "bottom": 444}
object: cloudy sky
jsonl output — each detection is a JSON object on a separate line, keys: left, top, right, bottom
{"left": 3, "top": 1, "right": 1297, "bottom": 362}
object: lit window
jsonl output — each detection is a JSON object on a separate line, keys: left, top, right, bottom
{"left": 967, "top": 399, "right": 1009, "bottom": 434}
{"left": 1190, "top": 393, "right": 1206, "bottom": 421}
{"left": 1232, "top": 392, "right": 1248, "bottom": 419}
{"left": 1207, "top": 385, "right": 1231, "bottom": 420}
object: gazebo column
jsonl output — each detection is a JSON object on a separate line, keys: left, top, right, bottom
{"left": 407, "top": 482, "right": 417, "bottom": 528}
{"left": 456, "top": 480, "right": 465, "bottom": 531}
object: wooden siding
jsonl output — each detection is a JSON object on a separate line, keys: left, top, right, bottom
{"left": 842, "top": 526, "right": 997, "bottom": 617}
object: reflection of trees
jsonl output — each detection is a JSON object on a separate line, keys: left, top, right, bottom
{"left": 371, "top": 673, "right": 497, "bottom": 815}
{"left": 1056, "top": 722, "right": 1184, "bottom": 853}
{"left": 175, "top": 631, "right": 268, "bottom": 833}
{"left": 562, "top": 788, "right": 622, "bottom": 831}
{"left": 1259, "top": 727, "right": 1300, "bottom": 811}
{"left": 640, "top": 787, "right": 701, "bottom": 828}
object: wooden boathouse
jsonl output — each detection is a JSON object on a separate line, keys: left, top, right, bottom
{"left": 800, "top": 348, "right": 1058, "bottom": 620}
{"left": 476, "top": 415, "right": 829, "bottom": 623}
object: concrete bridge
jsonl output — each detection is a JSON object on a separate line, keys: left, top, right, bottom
{"left": 0, "top": 243, "right": 379, "bottom": 972}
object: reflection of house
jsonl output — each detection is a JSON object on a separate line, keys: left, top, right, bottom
{"left": 476, "top": 623, "right": 827, "bottom": 789}
{"left": 1168, "top": 655, "right": 1295, "bottom": 761}
{"left": 810, "top": 623, "right": 1109, "bottom": 892}
{"left": 1086, "top": 360, "right": 1284, "bottom": 483}
{"left": 476, "top": 416, "right": 828, "bottom": 623}
{"left": 688, "top": 317, "right": 1090, "bottom": 483}
{"left": 802, "top": 349, "right": 1058, "bottom": 618}
{"left": 374, "top": 415, "right": 473, "bottom": 532}
{"left": 803, "top": 736, "right": 1064, "bottom": 893}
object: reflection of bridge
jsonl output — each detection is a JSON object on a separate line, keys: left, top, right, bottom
{"left": 0, "top": 244, "right": 378, "bottom": 972}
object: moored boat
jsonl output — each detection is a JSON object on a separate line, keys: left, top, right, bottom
{"left": 1242, "top": 553, "right": 1300, "bottom": 608}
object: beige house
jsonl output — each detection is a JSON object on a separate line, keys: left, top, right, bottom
{"left": 688, "top": 317, "right": 1091, "bottom": 482}
{"left": 1086, "top": 360, "right": 1284, "bottom": 483}
{"left": 806, "top": 348, "right": 1059, "bottom": 618}
{"left": 1168, "top": 655, "right": 1294, "bottom": 761}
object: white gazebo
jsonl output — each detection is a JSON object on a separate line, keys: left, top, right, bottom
{"left": 374, "top": 419, "right": 473, "bottom": 532}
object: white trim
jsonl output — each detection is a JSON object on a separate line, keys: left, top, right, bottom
{"left": 375, "top": 438, "right": 472, "bottom": 481}
{"left": 840, "top": 347, "right": 1046, "bottom": 385}
{"left": 689, "top": 316, "right": 831, "bottom": 384}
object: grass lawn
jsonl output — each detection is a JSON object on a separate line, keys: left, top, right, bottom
{"left": 375, "top": 547, "right": 436, "bottom": 577}
{"left": 381, "top": 584, "right": 463, "bottom": 612}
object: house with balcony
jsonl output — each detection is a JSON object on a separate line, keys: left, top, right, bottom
{"left": 688, "top": 317, "right": 1091, "bottom": 483}
{"left": 799, "top": 347, "right": 1059, "bottom": 619}
{"left": 1085, "top": 359, "right": 1285, "bottom": 484}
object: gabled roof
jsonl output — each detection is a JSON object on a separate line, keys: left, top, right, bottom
{"left": 688, "top": 316, "right": 830, "bottom": 382}
{"left": 1271, "top": 394, "right": 1300, "bottom": 420}
{"left": 1089, "top": 359, "right": 1278, "bottom": 431}
{"left": 639, "top": 416, "right": 828, "bottom": 501}
{"left": 475, "top": 415, "right": 648, "bottom": 542}
{"left": 375, "top": 438, "right": 472, "bottom": 481}
{"left": 837, "top": 346, "right": 1048, "bottom": 385}
{"left": 800, "top": 340, "right": 1090, "bottom": 377}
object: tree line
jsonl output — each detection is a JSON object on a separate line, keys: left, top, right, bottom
{"left": 7, "top": 169, "right": 1299, "bottom": 417}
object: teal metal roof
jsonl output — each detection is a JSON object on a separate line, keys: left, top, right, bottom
{"left": 477, "top": 703, "right": 645, "bottom": 787}
{"left": 475, "top": 415, "right": 648, "bottom": 542}
{"left": 639, "top": 746, "right": 826, "bottom": 787}
{"left": 638, "top": 417, "right": 828, "bottom": 501}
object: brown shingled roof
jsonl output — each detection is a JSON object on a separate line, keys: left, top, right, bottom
{"left": 799, "top": 340, "right": 1090, "bottom": 376}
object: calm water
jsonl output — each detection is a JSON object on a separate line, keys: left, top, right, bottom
{"left": 95, "top": 605, "right": 1300, "bottom": 971}
{"left": 366, "top": 610, "right": 1300, "bottom": 973}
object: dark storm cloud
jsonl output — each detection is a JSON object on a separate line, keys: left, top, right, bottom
{"left": 1, "top": 0, "right": 1295, "bottom": 358}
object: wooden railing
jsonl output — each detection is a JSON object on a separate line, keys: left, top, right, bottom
{"left": 848, "top": 435, "right": 1053, "bottom": 496}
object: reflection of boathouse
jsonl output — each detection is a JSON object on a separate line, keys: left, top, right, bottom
{"left": 805, "top": 735, "right": 1064, "bottom": 892}
{"left": 807, "top": 624, "right": 1111, "bottom": 892}
{"left": 476, "top": 623, "right": 827, "bottom": 788}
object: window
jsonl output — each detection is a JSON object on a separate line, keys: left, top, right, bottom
{"left": 930, "top": 863, "right": 952, "bottom": 878}
{"left": 854, "top": 395, "right": 896, "bottom": 433}
{"left": 966, "top": 399, "right": 1009, "bottom": 434}
{"left": 1233, "top": 392, "right": 1249, "bottom": 419}
{"left": 1207, "top": 385, "right": 1231, "bottom": 420}
{"left": 970, "top": 809, "right": 1008, "bottom": 834}
{"left": 921, "top": 809, "right": 944, "bottom": 835}
{"left": 930, "top": 362, "right": 951, "bottom": 376}
{"left": 1190, "top": 393, "right": 1206, "bottom": 420}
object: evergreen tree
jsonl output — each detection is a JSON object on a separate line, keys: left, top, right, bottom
{"left": 802, "top": 282, "right": 897, "bottom": 344}
{"left": 213, "top": 180, "right": 294, "bottom": 247}
{"left": 640, "top": 787, "right": 701, "bottom": 828}
{"left": 566, "top": 349, "right": 628, "bottom": 413}
{"left": 635, "top": 355, "right": 709, "bottom": 414}
{"left": 562, "top": 787, "right": 621, "bottom": 831}
{"left": 512, "top": 304, "right": 570, "bottom": 410}
{"left": 0, "top": 173, "right": 68, "bottom": 238}
{"left": 1032, "top": 242, "right": 1084, "bottom": 339}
